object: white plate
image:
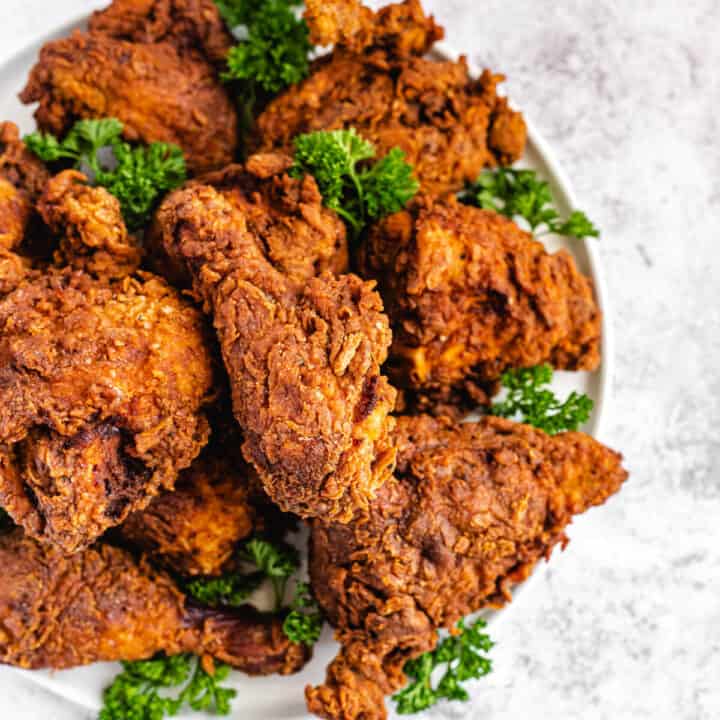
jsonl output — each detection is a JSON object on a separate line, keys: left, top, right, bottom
{"left": 0, "top": 19, "right": 613, "bottom": 720}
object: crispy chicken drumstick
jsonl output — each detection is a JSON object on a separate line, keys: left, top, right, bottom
{"left": 306, "top": 414, "right": 627, "bottom": 720}
{"left": 0, "top": 528, "right": 309, "bottom": 675}
{"left": 151, "top": 156, "right": 396, "bottom": 522}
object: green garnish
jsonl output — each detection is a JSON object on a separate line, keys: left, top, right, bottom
{"left": 292, "top": 128, "right": 419, "bottom": 235}
{"left": 24, "top": 118, "right": 186, "bottom": 231}
{"left": 464, "top": 167, "right": 599, "bottom": 239}
{"left": 491, "top": 364, "right": 594, "bottom": 434}
{"left": 99, "top": 653, "right": 236, "bottom": 720}
{"left": 237, "top": 537, "right": 299, "bottom": 610}
{"left": 282, "top": 581, "right": 323, "bottom": 646}
{"left": 220, "top": 0, "right": 311, "bottom": 94}
{"left": 185, "top": 571, "right": 264, "bottom": 608}
{"left": 393, "top": 618, "right": 493, "bottom": 715}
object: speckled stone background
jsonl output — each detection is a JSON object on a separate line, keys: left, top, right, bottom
{"left": 0, "top": 1, "right": 718, "bottom": 718}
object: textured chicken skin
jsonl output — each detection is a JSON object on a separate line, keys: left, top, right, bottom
{"left": 38, "top": 170, "right": 143, "bottom": 279}
{"left": 119, "top": 443, "right": 258, "bottom": 577}
{"left": 151, "top": 158, "right": 396, "bottom": 522}
{"left": 0, "top": 529, "right": 309, "bottom": 674}
{"left": 0, "top": 270, "right": 215, "bottom": 554}
{"left": 306, "top": 414, "right": 628, "bottom": 720}
{"left": 147, "top": 157, "right": 349, "bottom": 289}
{"left": 253, "top": 0, "right": 526, "bottom": 195}
{"left": 359, "top": 196, "right": 602, "bottom": 415}
{"left": 20, "top": 31, "right": 238, "bottom": 174}
{"left": 88, "top": 0, "right": 234, "bottom": 69}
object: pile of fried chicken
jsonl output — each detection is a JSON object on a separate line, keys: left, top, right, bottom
{"left": 0, "top": 1, "right": 627, "bottom": 718}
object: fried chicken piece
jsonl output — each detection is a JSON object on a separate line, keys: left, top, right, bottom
{"left": 0, "top": 270, "right": 215, "bottom": 554}
{"left": 151, "top": 160, "right": 396, "bottom": 521}
{"left": 20, "top": 31, "right": 238, "bottom": 174}
{"left": 304, "top": 0, "right": 443, "bottom": 56}
{"left": 89, "top": 0, "right": 234, "bottom": 69}
{"left": 359, "top": 196, "right": 601, "bottom": 415}
{"left": 253, "top": 1, "right": 526, "bottom": 195}
{"left": 147, "top": 158, "right": 349, "bottom": 289}
{"left": 0, "top": 528, "right": 309, "bottom": 674}
{"left": 0, "top": 121, "right": 51, "bottom": 260}
{"left": 38, "top": 170, "right": 142, "bottom": 278}
{"left": 306, "top": 414, "right": 628, "bottom": 720}
{"left": 118, "top": 444, "right": 258, "bottom": 577}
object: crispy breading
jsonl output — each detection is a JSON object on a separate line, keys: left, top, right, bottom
{"left": 88, "top": 0, "right": 234, "bottom": 69}
{"left": 304, "top": 0, "right": 443, "bottom": 56}
{"left": 306, "top": 414, "right": 628, "bottom": 720}
{"left": 151, "top": 158, "right": 396, "bottom": 522}
{"left": 253, "top": 0, "right": 525, "bottom": 196}
{"left": 38, "top": 170, "right": 143, "bottom": 279}
{"left": 20, "top": 31, "right": 238, "bottom": 174}
{"left": 359, "top": 196, "right": 601, "bottom": 415}
{"left": 0, "top": 270, "right": 215, "bottom": 554}
{"left": 149, "top": 158, "right": 349, "bottom": 287}
{"left": 0, "top": 528, "right": 309, "bottom": 674}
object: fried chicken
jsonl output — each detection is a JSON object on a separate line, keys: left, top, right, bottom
{"left": 0, "top": 528, "right": 309, "bottom": 674}
{"left": 118, "top": 426, "right": 264, "bottom": 576}
{"left": 151, "top": 157, "right": 396, "bottom": 521}
{"left": 38, "top": 170, "right": 143, "bottom": 279}
{"left": 306, "top": 414, "right": 628, "bottom": 720}
{"left": 0, "top": 270, "right": 215, "bottom": 554}
{"left": 20, "top": 31, "right": 238, "bottom": 174}
{"left": 88, "top": 0, "right": 234, "bottom": 69}
{"left": 253, "top": 0, "right": 526, "bottom": 195}
{"left": 359, "top": 196, "right": 602, "bottom": 415}
{"left": 147, "top": 157, "right": 349, "bottom": 289}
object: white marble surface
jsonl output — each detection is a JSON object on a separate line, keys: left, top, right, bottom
{"left": 0, "top": 0, "right": 719, "bottom": 718}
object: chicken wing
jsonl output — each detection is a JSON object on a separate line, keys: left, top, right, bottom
{"left": 151, "top": 157, "right": 396, "bottom": 522}
{"left": 38, "top": 169, "right": 143, "bottom": 279}
{"left": 0, "top": 528, "right": 308, "bottom": 674}
{"left": 306, "top": 414, "right": 628, "bottom": 720}
{"left": 253, "top": 0, "right": 526, "bottom": 195}
{"left": 20, "top": 31, "right": 238, "bottom": 174}
{"left": 359, "top": 195, "right": 601, "bottom": 415}
{"left": 88, "top": 0, "right": 234, "bottom": 69}
{"left": 0, "top": 269, "right": 215, "bottom": 554}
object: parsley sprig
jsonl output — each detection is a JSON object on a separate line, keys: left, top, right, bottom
{"left": 292, "top": 128, "right": 419, "bottom": 236}
{"left": 282, "top": 581, "right": 323, "bottom": 646}
{"left": 25, "top": 118, "right": 186, "bottom": 231}
{"left": 185, "top": 537, "right": 323, "bottom": 647}
{"left": 99, "top": 653, "right": 236, "bottom": 720}
{"left": 393, "top": 618, "right": 494, "bottom": 715}
{"left": 465, "top": 167, "right": 599, "bottom": 239}
{"left": 491, "top": 364, "right": 593, "bottom": 434}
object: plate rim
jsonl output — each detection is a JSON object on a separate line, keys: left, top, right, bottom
{"left": 3, "top": 24, "right": 613, "bottom": 717}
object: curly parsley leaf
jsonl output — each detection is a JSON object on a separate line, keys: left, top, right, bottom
{"left": 99, "top": 653, "right": 236, "bottom": 720}
{"left": 25, "top": 118, "right": 186, "bottom": 231}
{"left": 282, "top": 581, "right": 323, "bottom": 646}
{"left": 464, "top": 167, "right": 599, "bottom": 239}
{"left": 292, "top": 128, "right": 419, "bottom": 236}
{"left": 185, "top": 570, "right": 264, "bottom": 608}
{"left": 490, "top": 364, "right": 594, "bottom": 434}
{"left": 222, "top": 0, "right": 311, "bottom": 94}
{"left": 393, "top": 618, "right": 493, "bottom": 715}
{"left": 237, "top": 537, "right": 299, "bottom": 609}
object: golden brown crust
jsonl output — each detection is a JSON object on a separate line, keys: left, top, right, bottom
{"left": 0, "top": 529, "right": 310, "bottom": 674}
{"left": 151, "top": 160, "right": 396, "bottom": 521}
{"left": 88, "top": 0, "right": 234, "bottom": 69}
{"left": 304, "top": 0, "right": 443, "bottom": 57}
{"left": 119, "top": 447, "right": 256, "bottom": 577}
{"left": 38, "top": 170, "right": 143, "bottom": 279}
{"left": 0, "top": 270, "right": 215, "bottom": 553}
{"left": 306, "top": 415, "right": 627, "bottom": 719}
{"left": 359, "top": 196, "right": 601, "bottom": 415}
{"left": 20, "top": 31, "right": 238, "bottom": 174}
